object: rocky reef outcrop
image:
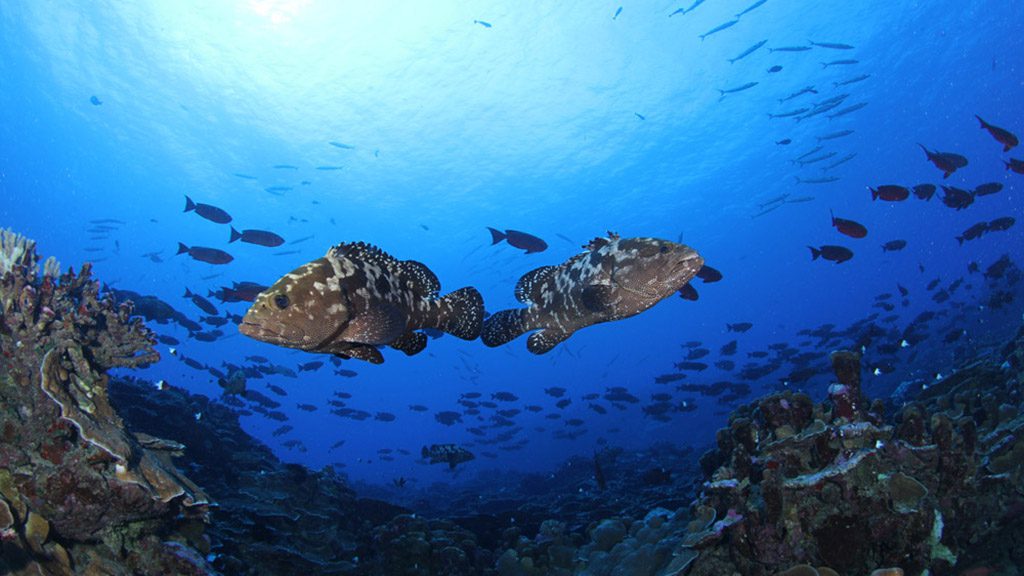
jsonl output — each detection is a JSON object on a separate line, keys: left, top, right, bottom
{"left": 0, "top": 229, "right": 213, "bottom": 574}
{"left": 673, "top": 344, "right": 1023, "bottom": 576}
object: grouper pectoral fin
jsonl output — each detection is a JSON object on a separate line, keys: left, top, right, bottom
{"left": 330, "top": 344, "right": 384, "bottom": 364}
{"left": 527, "top": 328, "right": 572, "bottom": 355}
{"left": 390, "top": 331, "right": 428, "bottom": 356}
{"left": 581, "top": 283, "right": 615, "bottom": 312}
{"left": 341, "top": 304, "right": 406, "bottom": 345}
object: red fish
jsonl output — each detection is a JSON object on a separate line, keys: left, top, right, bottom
{"left": 809, "top": 245, "right": 853, "bottom": 263}
{"left": 176, "top": 243, "right": 234, "bottom": 265}
{"left": 975, "top": 115, "right": 1018, "bottom": 152}
{"left": 830, "top": 210, "right": 867, "bottom": 238}
{"left": 678, "top": 283, "right": 699, "bottom": 300}
{"left": 870, "top": 185, "right": 910, "bottom": 201}
{"left": 918, "top": 144, "right": 967, "bottom": 178}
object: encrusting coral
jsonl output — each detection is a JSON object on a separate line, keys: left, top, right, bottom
{"left": 0, "top": 228, "right": 212, "bottom": 574}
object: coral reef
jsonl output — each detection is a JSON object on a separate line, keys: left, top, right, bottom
{"left": 0, "top": 229, "right": 212, "bottom": 574}
{"left": 676, "top": 338, "right": 1024, "bottom": 576}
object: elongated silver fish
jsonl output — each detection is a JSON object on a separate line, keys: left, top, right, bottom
{"left": 240, "top": 242, "right": 484, "bottom": 363}
{"left": 481, "top": 233, "right": 703, "bottom": 354}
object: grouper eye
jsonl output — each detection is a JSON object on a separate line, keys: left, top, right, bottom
{"left": 274, "top": 294, "right": 290, "bottom": 309}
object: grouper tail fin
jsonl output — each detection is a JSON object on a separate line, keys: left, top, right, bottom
{"left": 433, "top": 287, "right": 484, "bottom": 340}
{"left": 481, "top": 309, "right": 527, "bottom": 348}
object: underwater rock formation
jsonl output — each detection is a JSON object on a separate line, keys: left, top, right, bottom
{"left": 0, "top": 229, "right": 213, "bottom": 574}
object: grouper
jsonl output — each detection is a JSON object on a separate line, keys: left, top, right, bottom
{"left": 239, "top": 241, "right": 484, "bottom": 364}
{"left": 481, "top": 233, "right": 704, "bottom": 354}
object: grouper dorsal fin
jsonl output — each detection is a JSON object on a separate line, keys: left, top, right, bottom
{"left": 398, "top": 260, "right": 441, "bottom": 299}
{"left": 329, "top": 241, "right": 399, "bottom": 270}
{"left": 514, "top": 265, "right": 557, "bottom": 304}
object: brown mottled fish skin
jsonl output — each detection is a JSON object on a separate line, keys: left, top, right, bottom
{"left": 481, "top": 234, "right": 704, "bottom": 354}
{"left": 239, "top": 242, "right": 484, "bottom": 364}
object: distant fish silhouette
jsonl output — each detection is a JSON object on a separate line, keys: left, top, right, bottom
{"left": 473, "top": 19, "right": 492, "bottom": 28}
{"left": 487, "top": 228, "right": 548, "bottom": 254}
{"left": 89, "top": 95, "right": 102, "bottom": 106}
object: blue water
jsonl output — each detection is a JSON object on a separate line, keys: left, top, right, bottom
{"left": 2, "top": 1, "right": 1021, "bottom": 487}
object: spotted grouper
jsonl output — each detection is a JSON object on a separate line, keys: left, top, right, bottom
{"left": 239, "top": 241, "right": 484, "bottom": 363}
{"left": 481, "top": 233, "right": 704, "bottom": 354}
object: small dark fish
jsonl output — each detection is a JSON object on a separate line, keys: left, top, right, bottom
{"left": 315, "top": 166, "right": 343, "bottom": 171}
{"left": 700, "top": 19, "right": 739, "bottom": 41}
{"left": 555, "top": 398, "right": 572, "bottom": 409}
{"left": 770, "top": 46, "right": 812, "bottom": 52}
{"left": 273, "top": 164, "right": 299, "bottom": 170}
{"left": 267, "top": 384, "right": 287, "bottom": 396}
{"left": 718, "top": 82, "right": 758, "bottom": 99}
{"left": 298, "top": 361, "right": 324, "bottom": 372}
{"left": 817, "top": 130, "right": 854, "bottom": 142}
{"left": 408, "top": 404, "right": 428, "bottom": 412}
{"left": 492, "top": 391, "right": 519, "bottom": 402}
{"left": 767, "top": 65, "right": 783, "bottom": 73}
{"left": 779, "top": 86, "right": 817, "bottom": 102}
{"left": 975, "top": 115, "right": 1018, "bottom": 152}
{"left": 288, "top": 235, "right": 316, "bottom": 245}
{"left": 375, "top": 411, "right": 396, "bottom": 422}
{"left": 912, "top": 184, "right": 937, "bottom": 201}
{"left": 90, "top": 95, "right": 102, "bottom": 105}
{"left": 264, "top": 186, "right": 292, "bottom": 195}
{"left": 720, "top": 340, "right": 738, "bottom": 356}
{"left": 735, "top": 0, "right": 767, "bottom": 18}
{"left": 821, "top": 59, "right": 858, "bottom": 68}
{"left": 881, "top": 240, "right": 907, "bottom": 252}
{"left": 157, "top": 334, "right": 180, "bottom": 345}
{"left": 810, "top": 41, "right": 854, "bottom": 50}
{"left": 728, "top": 39, "right": 767, "bottom": 64}
{"left": 184, "top": 195, "right": 232, "bottom": 224}
{"left": 335, "top": 369, "right": 358, "bottom": 377}
{"left": 613, "top": 6, "right": 622, "bottom": 19}
{"left": 776, "top": 139, "right": 791, "bottom": 145}
{"left": 177, "top": 243, "right": 234, "bottom": 265}
{"left": 956, "top": 222, "right": 989, "bottom": 245}
{"left": 1006, "top": 158, "right": 1024, "bottom": 174}
{"left": 421, "top": 444, "right": 474, "bottom": 469}
{"left": 768, "top": 107, "right": 809, "bottom": 119}
{"left": 834, "top": 74, "right": 870, "bottom": 87}
{"left": 328, "top": 141, "right": 355, "bottom": 149}
{"left": 973, "top": 182, "right": 1003, "bottom": 197}
{"left": 673, "top": 361, "right": 708, "bottom": 371}
{"left": 272, "top": 425, "right": 293, "bottom": 437}
{"left": 295, "top": 403, "right": 317, "bottom": 412}
{"left": 487, "top": 228, "right": 548, "bottom": 254}
{"left": 473, "top": 19, "right": 492, "bottom": 28}
{"left": 987, "top": 217, "right": 1015, "bottom": 232}
{"left": 870, "top": 185, "right": 910, "bottom": 202}
{"left": 831, "top": 211, "right": 867, "bottom": 238}
{"left": 229, "top": 227, "right": 285, "bottom": 247}
{"left": 545, "top": 386, "right": 567, "bottom": 398}
{"left": 678, "top": 283, "right": 699, "bottom": 301}
{"left": 918, "top": 144, "right": 968, "bottom": 179}
{"left": 435, "top": 411, "right": 463, "bottom": 426}
{"left": 696, "top": 264, "right": 722, "bottom": 283}
{"left": 634, "top": 112, "right": 645, "bottom": 120}
{"left": 941, "top": 186, "right": 975, "bottom": 210}
{"left": 233, "top": 173, "right": 258, "bottom": 180}
{"left": 727, "top": 322, "right": 753, "bottom": 332}
{"left": 827, "top": 102, "right": 867, "bottom": 119}
{"left": 809, "top": 245, "right": 853, "bottom": 263}
{"left": 795, "top": 176, "right": 839, "bottom": 184}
